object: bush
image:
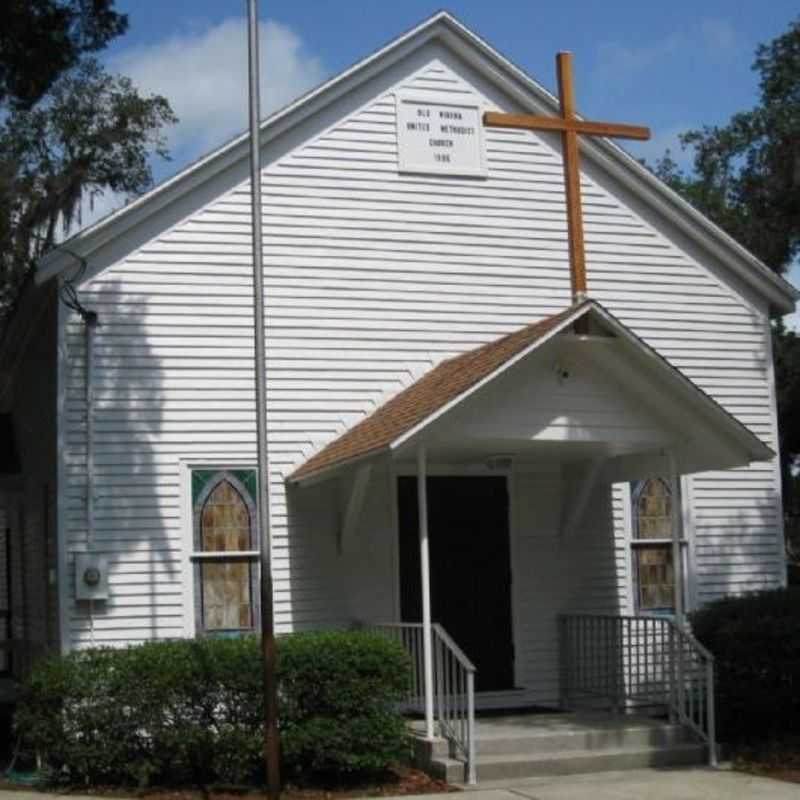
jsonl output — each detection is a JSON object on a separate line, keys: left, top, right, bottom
{"left": 15, "top": 631, "right": 412, "bottom": 786}
{"left": 691, "top": 587, "right": 800, "bottom": 742}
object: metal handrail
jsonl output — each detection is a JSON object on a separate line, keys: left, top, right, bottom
{"left": 369, "top": 622, "right": 477, "bottom": 784}
{"left": 559, "top": 613, "right": 717, "bottom": 765}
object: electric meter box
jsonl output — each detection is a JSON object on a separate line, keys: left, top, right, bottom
{"left": 75, "top": 553, "right": 109, "bottom": 601}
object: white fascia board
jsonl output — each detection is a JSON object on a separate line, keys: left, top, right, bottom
{"left": 588, "top": 304, "right": 775, "bottom": 463}
{"left": 36, "top": 10, "right": 799, "bottom": 312}
{"left": 391, "top": 302, "right": 590, "bottom": 453}
{"left": 35, "top": 11, "right": 452, "bottom": 284}
{"left": 584, "top": 140, "right": 799, "bottom": 314}
{"left": 289, "top": 449, "right": 384, "bottom": 488}
{"left": 441, "top": 16, "right": 799, "bottom": 312}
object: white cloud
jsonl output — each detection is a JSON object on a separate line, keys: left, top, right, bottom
{"left": 594, "top": 34, "right": 684, "bottom": 82}
{"left": 110, "top": 17, "right": 327, "bottom": 163}
{"left": 594, "top": 20, "right": 735, "bottom": 87}
{"left": 700, "top": 19, "right": 737, "bottom": 54}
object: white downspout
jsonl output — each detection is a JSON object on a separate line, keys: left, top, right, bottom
{"left": 85, "top": 322, "right": 96, "bottom": 643}
{"left": 417, "top": 446, "right": 435, "bottom": 739}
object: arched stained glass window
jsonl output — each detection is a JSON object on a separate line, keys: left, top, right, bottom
{"left": 631, "top": 478, "right": 676, "bottom": 615}
{"left": 192, "top": 470, "right": 258, "bottom": 634}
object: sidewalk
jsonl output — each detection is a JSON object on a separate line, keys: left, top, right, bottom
{"left": 1, "top": 766, "right": 798, "bottom": 800}
{"left": 458, "top": 766, "right": 800, "bottom": 799}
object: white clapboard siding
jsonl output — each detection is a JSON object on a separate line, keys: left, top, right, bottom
{"left": 60, "top": 43, "right": 783, "bottom": 676}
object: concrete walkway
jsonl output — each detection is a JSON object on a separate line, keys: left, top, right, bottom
{"left": 443, "top": 766, "right": 799, "bottom": 799}
{"left": 1, "top": 767, "right": 798, "bottom": 800}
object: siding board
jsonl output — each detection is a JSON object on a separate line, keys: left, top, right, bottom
{"left": 59, "top": 44, "right": 783, "bottom": 691}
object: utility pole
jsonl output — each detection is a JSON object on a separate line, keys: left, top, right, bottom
{"left": 246, "top": 1, "right": 281, "bottom": 796}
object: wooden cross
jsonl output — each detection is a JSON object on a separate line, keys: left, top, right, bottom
{"left": 484, "top": 52, "right": 650, "bottom": 301}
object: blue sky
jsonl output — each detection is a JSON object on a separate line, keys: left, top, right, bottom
{"left": 91, "top": 0, "right": 799, "bottom": 319}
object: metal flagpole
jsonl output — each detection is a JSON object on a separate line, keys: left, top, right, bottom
{"left": 246, "top": 1, "right": 281, "bottom": 796}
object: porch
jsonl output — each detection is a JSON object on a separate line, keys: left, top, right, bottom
{"left": 370, "top": 616, "right": 715, "bottom": 784}
{"left": 286, "top": 301, "right": 770, "bottom": 783}
{"left": 413, "top": 708, "right": 706, "bottom": 784}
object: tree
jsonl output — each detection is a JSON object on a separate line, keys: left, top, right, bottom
{"left": 0, "top": 7, "right": 176, "bottom": 318}
{"left": 653, "top": 17, "right": 799, "bottom": 274}
{"left": 650, "top": 17, "right": 800, "bottom": 517}
{"left": 0, "top": 0, "right": 128, "bottom": 110}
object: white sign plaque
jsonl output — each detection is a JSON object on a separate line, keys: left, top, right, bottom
{"left": 396, "top": 95, "right": 486, "bottom": 177}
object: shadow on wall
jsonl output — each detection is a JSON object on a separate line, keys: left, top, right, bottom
{"left": 67, "top": 278, "right": 174, "bottom": 648}
{"left": 558, "top": 478, "right": 784, "bottom": 719}
{"left": 690, "top": 489, "right": 786, "bottom": 605}
{"left": 283, "top": 478, "right": 344, "bottom": 633}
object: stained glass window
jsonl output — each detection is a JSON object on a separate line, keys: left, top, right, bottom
{"left": 192, "top": 470, "right": 258, "bottom": 634}
{"left": 630, "top": 478, "right": 680, "bottom": 615}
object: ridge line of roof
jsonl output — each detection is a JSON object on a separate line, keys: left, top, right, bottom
{"left": 437, "top": 14, "right": 798, "bottom": 308}
{"left": 35, "top": 10, "right": 798, "bottom": 310}
{"left": 35, "top": 10, "right": 456, "bottom": 280}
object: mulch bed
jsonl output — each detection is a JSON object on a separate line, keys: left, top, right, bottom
{"left": 753, "top": 769, "right": 800, "bottom": 784}
{"left": 0, "top": 766, "right": 457, "bottom": 799}
{"left": 731, "top": 737, "right": 800, "bottom": 785}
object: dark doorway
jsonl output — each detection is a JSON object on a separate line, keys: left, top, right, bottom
{"left": 398, "top": 475, "right": 515, "bottom": 693}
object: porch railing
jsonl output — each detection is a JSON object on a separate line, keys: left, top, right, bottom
{"left": 559, "top": 613, "right": 716, "bottom": 765}
{"left": 368, "top": 622, "right": 477, "bottom": 784}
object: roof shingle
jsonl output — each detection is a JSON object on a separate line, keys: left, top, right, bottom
{"left": 289, "top": 303, "right": 585, "bottom": 481}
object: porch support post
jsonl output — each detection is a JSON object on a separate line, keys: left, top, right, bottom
{"left": 417, "top": 446, "right": 435, "bottom": 739}
{"left": 667, "top": 450, "right": 686, "bottom": 628}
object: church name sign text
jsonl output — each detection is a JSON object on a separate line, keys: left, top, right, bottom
{"left": 396, "top": 95, "right": 486, "bottom": 177}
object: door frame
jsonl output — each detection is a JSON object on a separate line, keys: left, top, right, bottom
{"left": 391, "top": 462, "right": 521, "bottom": 695}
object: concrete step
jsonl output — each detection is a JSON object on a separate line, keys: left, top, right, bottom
{"left": 476, "top": 721, "right": 691, "bottom": 756}
{"left": 439, "top": 742, "right": 707, "bottom": 784}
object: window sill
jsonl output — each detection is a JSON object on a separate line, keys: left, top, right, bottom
{"left": 190, "top": 551, "right": 260, "bottom": 559}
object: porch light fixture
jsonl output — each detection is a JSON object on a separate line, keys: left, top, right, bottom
{"left": 554, "top": 361, "right": 571, "bottom": 383}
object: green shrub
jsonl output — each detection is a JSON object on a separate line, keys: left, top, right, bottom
{"left": 15, "top": 631, "right": 411, "bottom": 786}
{"left": 691, "top": 587, "right": 800, "bottom": 742}
{"left": 279, "top": 631, "right": 412, "bottom": 776}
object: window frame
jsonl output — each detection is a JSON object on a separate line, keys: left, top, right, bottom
{"left": 190, "top": 469, "right": 261, "bottom": 636}
{"left": 628, "top": 477, "right": 690, "bottom": 618}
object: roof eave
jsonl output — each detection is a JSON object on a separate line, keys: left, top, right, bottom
{"left": 587, "top": 303, "right": 776, "bottom": 463}
{"left": 440, "top": 18, "right": 799, "bottom": 313}
{"left": 288, "top": 447, "right": 389, "bottom": 487}
{"left": 586, "top": 141, "right": 799, "bottom": 314}
{"left": 290, "top": 299, "right": 774, "bottom": 485}
{"left": 36, "top": 10, "right": 798, "bottom": 313}
{"left": 390, "top": 301, "right": 592, "bottom": 454}
{"left": 35, "top": 10, "right": 461, "bottom": 285}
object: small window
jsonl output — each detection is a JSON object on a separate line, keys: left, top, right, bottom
{"left": 191, "top": 470, "right": 259, "bottom": 635}
{"left": 630, "top": 478, "right": 685, "bottom": 615}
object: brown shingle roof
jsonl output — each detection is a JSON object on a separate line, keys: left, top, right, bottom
{"left": 289, "top": 302, "right": 587, "bottom": 482}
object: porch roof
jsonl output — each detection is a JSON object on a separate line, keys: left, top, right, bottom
{"left": 288, "top": 300, "right": 773, "bottom": 484}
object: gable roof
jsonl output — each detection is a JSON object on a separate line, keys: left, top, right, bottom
{"left": 291, "top": 304, "right": 584, "bottom": 482}
{"left": 35, "top": 12, "right": 798, "bottom": 313}
{"left": 289, "top": 300, "right": 773, "bottom": 484}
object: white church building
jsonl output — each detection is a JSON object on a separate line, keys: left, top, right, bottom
{"left": 0, "top": 11, "right": 797, "bottom": 782}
